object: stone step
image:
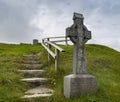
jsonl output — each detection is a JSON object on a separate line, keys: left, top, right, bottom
{"left": 23, "top": 57, "right": 40, "bottom": 62}
{"left": 23, "top": 55, "right": 38, "bottom": 58}
{"left": 23, "top": 55, "right": 40, "bottom": 61}
{"left": 21, "top": 78, "right": 49, "bottom": 86}
{"left": 21, "top": 64, "right": 43, "bottom": 69}
{"left": 17, "top": 70, "right": 45, "bottom": 77}
{"left": 23, "top": 86, "right": 54, "bottom": 98}
{"left": 23, "top": 93, "right": 53, "bottom": 98}
{"left": 22, "top": 60, "right": 41, "bottom": 64}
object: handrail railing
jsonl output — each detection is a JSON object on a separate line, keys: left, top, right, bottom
{"left": 42, "top": 36, "right": 69, "bottom": 71}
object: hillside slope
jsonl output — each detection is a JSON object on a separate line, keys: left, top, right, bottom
{"left": 0, "top": 43, "right": 42, "bottom": 102}
{"left": 44, "top": 44, "right": 120, "bottom": 102}
{"left": 0, "top": 43, "right": 119, "bottom": 102}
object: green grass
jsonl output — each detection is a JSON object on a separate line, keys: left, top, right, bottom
{"left": 0, "top": 43, "right": 42, "bottom": 102}
{"left": 0, "top": 43, "right": 120, "bottom": 102}
{"left": 40, "top": 44, "right": 120, "bottom": 102}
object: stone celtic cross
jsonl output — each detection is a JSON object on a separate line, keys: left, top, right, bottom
{"left": 64, "top": 13, "right": 97, "bottom": 98}
{"left": 66, "top": 12, "right": 91, "bottom": 74}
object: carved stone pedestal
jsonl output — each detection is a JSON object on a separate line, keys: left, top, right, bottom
{"left": 64, "top": 74, "right": 97, "bottom": 98}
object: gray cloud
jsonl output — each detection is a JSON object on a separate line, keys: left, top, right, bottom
{"left": 0, "top": 0, "right": 120, "bottom": 51}
{"left": 0, "top": 0, "right": 41, "bottom": 43}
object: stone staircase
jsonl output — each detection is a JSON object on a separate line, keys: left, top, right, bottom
{"left": 18, "top": 53, "right": 54, "bottom": 98}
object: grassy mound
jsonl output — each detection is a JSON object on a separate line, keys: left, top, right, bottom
{"left": 0, "top": 43, "right": 119, "bottom": 102}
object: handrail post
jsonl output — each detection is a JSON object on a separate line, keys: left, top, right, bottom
{"left": 42, "top": 39, "right": 45, "bottom": 53}
{"left": 47, "top": 38, "right": 51, "bottom": 61}
{"left": 55, "top": 48, "right": 59, "bottom": 71}
{"left": 65, "top": 36, "right": 68, "bottom": 45}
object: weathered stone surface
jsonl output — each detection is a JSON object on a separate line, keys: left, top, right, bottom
{"left": 21, "top": 78, "right": 49, "bottom": 82}
{"left": 33, "top": 39, "right": 38, "bottom": 45}
{"left": 17, "top": 70, "right": 45, "bottom": 77}
{"left": 25, "top": 86, "right": 54, "bottom": 94}
{"left": 23, "top": 55, "right": 40, "bottom": 61}
{"left": 19, "top": 53, "right": 54, "bottom": 98}
{"left": 64, "top": 74, "right": 97, "bottom": 98}
{"left": 21, "top": 78, "right": 49, "bottom": 86}
{"left": 22, "top": 60, "right": 41, "bottom": 64}
{"left": 66, "top": 12, "right": 91, "bottom": 74}
{"left": 22, "top": 64, "right": 43, "bottom": 69}
{"left": 23, "top": 93, "right": 53, "bottom": 98}
{"left": 23, "top": 54, "right": 38, "bottom": 58}
{"left": 64, "top": 12, "right": 97, "bottom": 98}
{"left": 23, "top": 87, "right": 54, "bottom": 98}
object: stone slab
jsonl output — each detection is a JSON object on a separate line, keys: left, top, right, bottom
{"left": 23, "top": 93, "right": 53, "bottom": 98}
{"left": 33, "top": 39, "right": 38, "bottom": 45}
{"left": 22, "top": 64, "right": 43, "bottom": 69}
{"left": 25, "top": 86, "right": 54, "bottom": 94}
{"left": 23, "top": 54, "right": 37, "bottom": 58}
{"left": 22, "top": 60, "right": 41, "bottom": 64}
{"left": 21, "top": 78, "right": 49, "bottom": 86}
{"left": 18, "top": 69, "right": 45, "bottom": 73}
{"left": 23, "top": 55, "right": 39, "bottom": 61}
{"left": 17, "top": 70, "right": 45, "bottom": 77}
{"left": 64, "top": 74, "right": 97, "bottom": 98}
{"left": 21, "top": 78, "right": 49, "bottom": 83}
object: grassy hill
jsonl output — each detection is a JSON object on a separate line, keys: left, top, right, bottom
{"left": 0, "top": 43, "right": 119, "bottom": 102}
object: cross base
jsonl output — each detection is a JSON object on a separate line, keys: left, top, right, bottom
{"left": 64, "top": 74, "right": 97, "bottom": 98}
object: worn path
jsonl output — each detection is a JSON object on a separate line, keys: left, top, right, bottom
{"left": 18, "top": 53, "right": 54, "bottom": 98}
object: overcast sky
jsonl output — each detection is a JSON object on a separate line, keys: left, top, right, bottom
{"left": 0, "top": 0, "right": 120, "bottom": 51}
